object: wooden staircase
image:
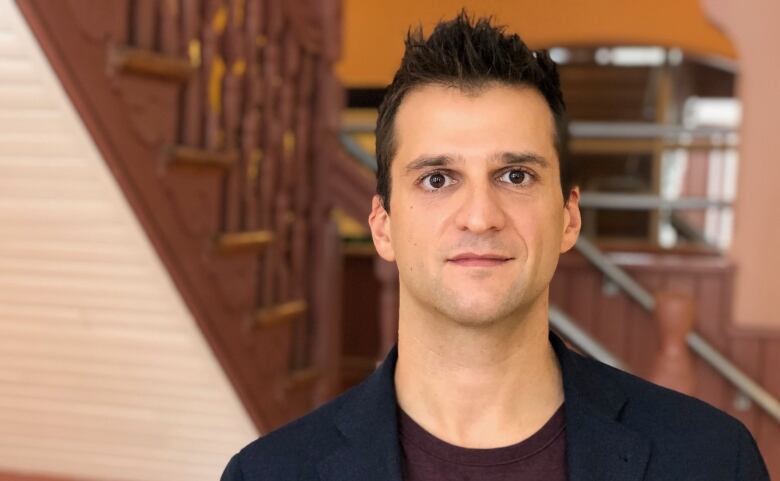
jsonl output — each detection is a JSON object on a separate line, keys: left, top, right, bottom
{"left": 16, "top": 0, "right": 354, "bottom": 433}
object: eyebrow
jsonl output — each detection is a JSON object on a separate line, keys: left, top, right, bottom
{"left": 404, "top": 151, "right": 550, "bottom": 174}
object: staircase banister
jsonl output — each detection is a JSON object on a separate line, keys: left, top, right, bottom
{"left": 575, "top": 237, "right": 780, "bottom": 425}
{"left": 549, "top": 305, "right": 629, "bottom": 371}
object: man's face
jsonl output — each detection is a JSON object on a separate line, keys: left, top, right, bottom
{"left": 369, "top": 83, "right": 581, "bottom": 327}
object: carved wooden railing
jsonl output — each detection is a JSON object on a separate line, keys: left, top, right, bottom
{"left": 17, "top": 0, "right": 346, "bottom": 432}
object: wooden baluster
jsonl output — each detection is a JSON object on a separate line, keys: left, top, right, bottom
{"left": 375, "top": 258, "right": 400, "bottom": 361}
{"left": 221, "top": 0, "right": 246, "bottom": 232}
{"left": 650, "top": 291, "right": 696, "bottom": 395}
{"left": 242, "top": 0, "right": 263, "bottom": 231}
{"left": 180, "top": 0, "right": 203, "bottom": 147}
{"left": 203, "top": 0, "right": 226, "bottom": 151}
{"left": 311, "top": 217, "right": 343, "bottom": 403}
{"left": 133, "top": 0, "right": 157, "bottom": 50}
{"left": 276, "top": 29, "right": 299, "bottom": 303}
{"left": 274, "top": 28, "right": 301, "bottom": 365}
{"left": 113, "top": 1, "right": 132, "bottom": 45}
{"left": 158, "top": 0, "right": 179, "bottom": 55}
{"left": 259, "top": 0, "right": 283, "bottom": 307}
{"left": 305, "top": 17, "right": 343, "bottom": 391}
{"left": 290, "top": 52, "right": 314, "bottom": 368}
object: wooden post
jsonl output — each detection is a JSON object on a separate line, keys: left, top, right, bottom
{"left": 374, "top": 257, "right": 399, "bottom": 362}
{"left": 650, "top": 291, "right": 696, "bottom": 395}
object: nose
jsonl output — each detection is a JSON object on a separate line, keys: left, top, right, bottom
{"left": 453, "top": 181, "right": 507, "bottom": 234}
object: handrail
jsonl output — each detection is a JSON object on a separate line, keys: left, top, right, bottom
{"left": 342, "top": 121, "right": 738, "bottom": 143}
{"left": 339, "top": 131, "right": 377, "bottom": 170}
{"left": 580, "top": 193, "right": 731, "bottom": 211}
{"left": 575, "top": 236, "right": 780, "bottom": 424}
{"left": 568, "top": 121, "right": 737, "bottom": 141}
{"left": 549, "top": 304, "right": 629, "bottom": 371}
{"left": 337, "top": 131, "right": 780, "bottom": 426}
{"left": 575, "top": 237, "right": 656, "bottom": 310}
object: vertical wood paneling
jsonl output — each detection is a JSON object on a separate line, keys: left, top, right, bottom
{"left": 132, "top": 0, "right": 157, "bottom": 49}
{"left": 594, "top": 276, "right": 629, "bottom": 360}
{"left": 625, "top": 271, "right": 660, "bottom": 377}
{"left": 567, "top": 267, "right": 598, "bottom": 334}
{"left": 549, "top": 265, "right": 569, "bottom": 308}
{"left": 0, "top": 2, "right": 257, "bottom": 481}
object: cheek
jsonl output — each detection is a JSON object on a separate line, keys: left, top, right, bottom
{"left": 514, "top": 204, "right": 564, "bottom": 253}
{"left": 399, "top": 210, "right": 447, "bottom": 266}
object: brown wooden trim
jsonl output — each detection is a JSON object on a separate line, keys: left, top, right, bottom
{"left": 592, "top": 239, "right": 722, "bottom": 256}
{"left": 108, "top": 45, "right": 193, "bottom": 81}
{"left": 570, "top": 137, "right": 733, "bottom": 154}
{"left": 557, "top": 249, "right": 734, "bottom": 273}
{"left": 0, "top": 470, "right": 98, "bottom": 481}
{"left": 727, "top": 325, "right": 780, "bottom": 339}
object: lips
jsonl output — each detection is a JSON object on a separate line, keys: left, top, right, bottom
{"left": 447, "top": 252, "right": 513, "bottom": 267}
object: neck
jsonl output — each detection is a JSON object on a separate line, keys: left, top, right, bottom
{"left": 394, "top": 287, "right": 564, "bottom": 448}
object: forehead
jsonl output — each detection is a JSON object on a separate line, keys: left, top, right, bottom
{"left": 392, "top": 83, "right": 557, "bottom": 174}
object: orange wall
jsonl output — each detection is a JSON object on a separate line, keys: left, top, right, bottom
{"left": 703, "top": 0, "right": 780, "bottom": 328}
{"left": 337, "top": 0, "right": 736, "bottom": 86}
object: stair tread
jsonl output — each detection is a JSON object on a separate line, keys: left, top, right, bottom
{"left": 254, "top": 299, "right": 307, "bottom": 328}
{"left": 215, "top": 230, "right": 274, "bottom": 253}
{"left": 286, "top": 366, "right": 320, "bottom": 391}
{"left": 109, "top": 45, "right": 193, "bottom": 82}
{"left": 165, "top": 145, "right": 238, "bottom": 169}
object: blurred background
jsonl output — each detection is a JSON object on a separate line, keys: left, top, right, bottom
{"left": 0, "top": 0, "right": 778, "bottom": 480}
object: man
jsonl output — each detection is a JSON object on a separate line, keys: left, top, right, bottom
{"left": 221, "top": 12, "right": 769, "bottom": 481}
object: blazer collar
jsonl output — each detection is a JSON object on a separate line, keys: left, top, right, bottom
{"left": 550, "top": 333, "right": 652, "bottom": 481}
{"left": 318, "top": 331, "right": 651, "bottom": 481}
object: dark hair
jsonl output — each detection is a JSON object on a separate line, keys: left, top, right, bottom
{"left": 375, "top": 11, "right": 573, "bottom": 214}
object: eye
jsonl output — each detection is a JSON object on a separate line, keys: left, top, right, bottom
{"left": 499, "top": 169, "right": 533, "bottom": 186}
{"left": 419, "top": 171, "right": 456, "bottom": 191}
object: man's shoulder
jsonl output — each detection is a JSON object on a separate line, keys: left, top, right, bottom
{"left": 580, "top": 352, "right": 755, "bottom": 452}
{"left": 576, "top": 352, "right": 769, "bottom": 479}
{"left": 221, "top": 381, "right": 362, "bottom": 481}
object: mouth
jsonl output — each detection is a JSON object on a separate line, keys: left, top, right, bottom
{"left": 446, "top": 253, "right": 514, "bottom": 267}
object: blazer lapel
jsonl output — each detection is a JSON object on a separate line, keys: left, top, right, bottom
{"left": 317, "top": 346, "right": 404, "bottom": 481}
{"left": 551, "top": 333, "right": 652, "bottom": 481}
{"left": 318, "top": 334, "right": 651, "bottom": 481}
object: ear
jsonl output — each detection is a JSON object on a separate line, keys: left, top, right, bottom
{"left": 368, "top": 194, "right": 396, "bottom": 262}
{"left": 560, "top": 186, "right": 581, "bottom": 253}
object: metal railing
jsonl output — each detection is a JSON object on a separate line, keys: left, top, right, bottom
{"left": 575, "top": 236, "right": 780, "bottom": 424}
{"left": 579, "top": 193, "right": 731, "bottom": 211}
{"left": 342, "top": 120, "right": 738, "bottom": 143}
{"left": 549, "top": 305, "right": 628, "bottom": 371}
{"left": 568, "top": 121, "right": 737, "bottom": 142}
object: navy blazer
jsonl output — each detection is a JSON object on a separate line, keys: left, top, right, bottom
{"left": 221, "top": 332, "right": 770, "bottom": 480}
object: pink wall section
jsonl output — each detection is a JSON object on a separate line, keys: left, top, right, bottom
{"left": 702, "top": 0, "right": 780, "bottom": 328}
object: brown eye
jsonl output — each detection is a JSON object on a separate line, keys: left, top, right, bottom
{"left": 428, "top": 173, "right": 446, "bottom": 189}
{"left": 508, "top": 170, "right": 525, "bottom": 184}
{"left": 420, "top": 171, "right": 454, "bottom": 191}
{"left": 500, "top": 169, "right": 532, "bottom": 186}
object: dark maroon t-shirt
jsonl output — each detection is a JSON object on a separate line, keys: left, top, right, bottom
{"left": 398, "top": 403, "right": 567, "bottom": 481}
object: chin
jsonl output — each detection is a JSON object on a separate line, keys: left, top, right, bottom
{"left": 437, "top": 298, "right": 518, "bottom": 328}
